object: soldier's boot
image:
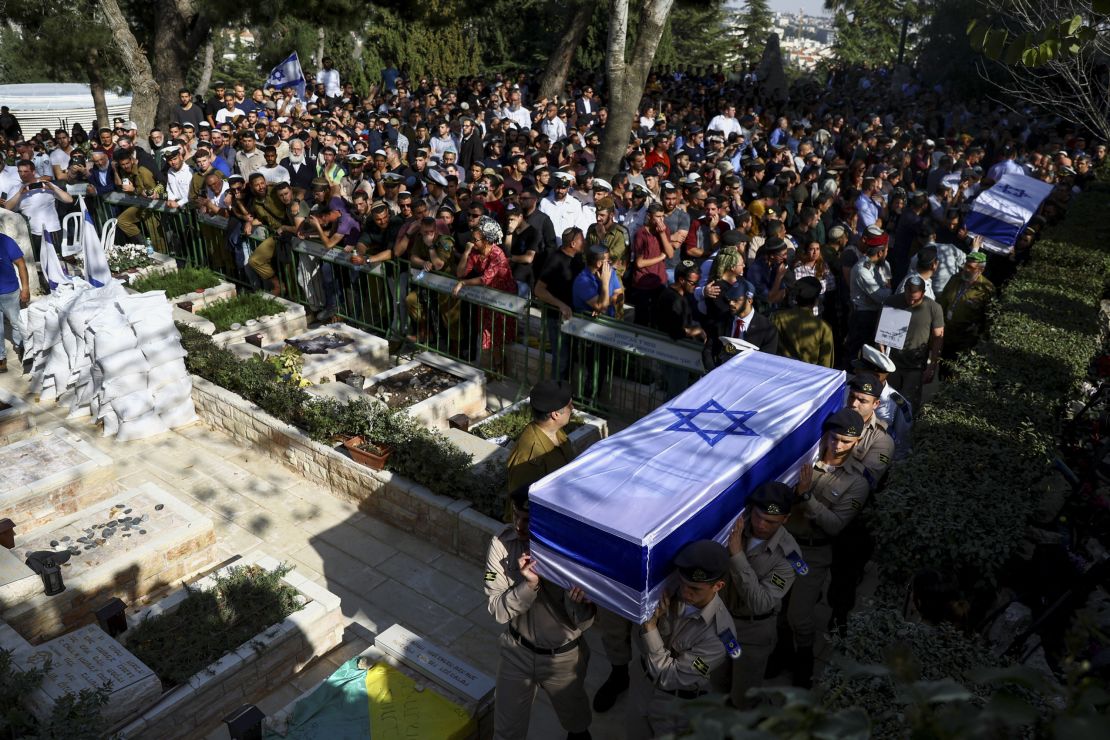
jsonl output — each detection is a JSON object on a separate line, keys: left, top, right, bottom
{"left": 592, "top": 663, "right": 629, "bottom": 713}
{"left": 791, "top": 646, "right": 814, "bottom": 689}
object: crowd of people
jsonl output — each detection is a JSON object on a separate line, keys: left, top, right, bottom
{"left": 0, "top": 57, "right": 1101, "bottom": 739}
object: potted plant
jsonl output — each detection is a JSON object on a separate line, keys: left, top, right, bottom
{"left": 343, "top": 436, "right": 392, "bottom": 470}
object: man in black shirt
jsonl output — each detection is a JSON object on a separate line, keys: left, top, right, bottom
{"left": 534, "top": 226, "right": 585, "bottom": 380}
{"left": 172, "top": 89, "right": 208, "bottom": 131}
{"left": 520, "top": 189, "right": 557, "bottom": 257}
{"left": 652, "top": 260, "right": 706, "bottom": 398}
{"left": 502, "top": 202, "right": 541, "bottom": 296}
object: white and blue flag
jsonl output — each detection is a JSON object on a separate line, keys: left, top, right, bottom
{"left": 40, "top": 231, "right": 72, "bottom": 291}
{"left": 79, "top": 198, "right": 112, "bottom": 288}
{"left": 266, "top": 52, "right": 306, "bottom": 100}
{"left": 965, "top": 173, "right": 1052, "bottom": 255}
{"left": 527, "top": 351, "right": 846, "bottom": 622}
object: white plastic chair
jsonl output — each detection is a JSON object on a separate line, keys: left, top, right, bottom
{"left": 60, "top": 211, "right": 82, "bottom": 257}
{"left": 100, "top": 218, "right": 118, "bottom": 249}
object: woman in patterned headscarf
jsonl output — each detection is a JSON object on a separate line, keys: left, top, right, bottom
{"left": 453, "top": 215, "right": 518, "bottom": 370}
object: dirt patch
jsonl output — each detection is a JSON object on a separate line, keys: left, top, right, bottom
{"left": 368, "top": 365, "right": 458, "bottom": 408}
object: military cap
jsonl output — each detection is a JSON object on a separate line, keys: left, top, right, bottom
{"left": 726, "top": 279, "right": 756, "bottom": 301}
{"left": 852, "top": 344, "right": 897, "bottom": 374}
{"left": 592, "top": 178, "right": 613, "bottom": 192}
{"left": 594, "top": 197, "right": 616, "bottom": 212}
{"left": 849, "top": 373, "right": 883, "bottom": 399}
{"left": 161, "top": 144, "right": 182, "bottom": 158}
{"left": 823, "top": 407, "right": 864, "bottom": 437}
{"left": 509, "top": 485, "right": 530, "bottom": 513}
{"left": 794, "top": 276, "right": 823, "bottom": 303}
{"left": 530, "top": 379, "right": 572, "bottom": 414}
{"left": 674, "top": 540, "right": 729, "bottom": 583}
{"left": 862, "top": 225, "right": 888, "bottom": 248}
{"left": 426, "top": 169, "right": 448, "bottom": 187}
{"left": 966, "top": 251, "right": 987, "bottom": 263}
{"left": 346, "top": 153, "right": 367, "bottom": 164}
{"left": 381, "top": 172, "right": 404, "bottom": 184}
{"left": 631, "top": 184, "right": 649, "bottom": 198}
{"left": 748, "top": 481, "right": 794, "bottom": 516}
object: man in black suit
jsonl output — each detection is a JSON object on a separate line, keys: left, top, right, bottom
{"left": 456, "top": 117, "right": 485, "bottom": 174}
{"left": 703, "top": 278, "right": 779, "bottom": 369}
{"left": 280, "top": 137, "right": 316, "bottom": 197}
{"left": 576, "top": 86, "right": 597, "bottom": 117}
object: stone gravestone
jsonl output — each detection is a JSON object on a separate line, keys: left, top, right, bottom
{"left": 0, "top": 206, "right": 42, "bottom": 296}
{"left": 375, "top": 624, "right": 494, "bottom": 706}
{"left": 757, "top": 33, "right": 789, "bottom": 106}
{"left": 20, "top": 623, "right": 162, "bottom": 728}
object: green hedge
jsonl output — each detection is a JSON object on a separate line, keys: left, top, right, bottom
{"left": 131, "top": 266, "right": 223, "bottom": 297}
{"left": 871, "top": 186, "right": 1110, "bottom": 586}
{"left": 178, "top": 325, "right": 505, "bottom": 519}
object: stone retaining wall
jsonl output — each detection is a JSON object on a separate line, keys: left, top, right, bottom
{"left": 116, "top": 553, "right": 344, "bottom": 739}
{"left": 189, "top": 377, "right": 503, "bottom": 563}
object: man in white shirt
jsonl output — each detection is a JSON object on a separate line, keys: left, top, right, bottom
{"left": 163, "top": 146, "right": 193, "bottom": 207}
{"left": 707, "top": 104, "right": 743, "bottom": 138}
{"left": 539, "top": 172, "right": 592, "bottom": 246}
{"left": 0, "top": 155, "right": 21, "bottom": 201}
{"left": 315, "top": 57, "right": 341, "bottom": 99}
{"left": 539, "top": 103, "right": 568, "bottom": 142}
{"left": 215, "top": 94, "right": 245, "bottom": 125}
{"left": 500, "top": 89, "right": 534, "bottom": 131}
{"left": 987, "top": 146, "right": 1025, "bottom": 182}
{"left": 258, "top": 145, "right": 291, "bottom": 184}
{"left": 2, "top": 158, "right": 74, "bottom": 267}
{"left": 49, "top": 129, "right": 74, "bottom": 182}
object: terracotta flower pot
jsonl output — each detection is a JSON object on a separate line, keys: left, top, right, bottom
{"left": 343, "top": 436, "right": 392, "bottom": 470}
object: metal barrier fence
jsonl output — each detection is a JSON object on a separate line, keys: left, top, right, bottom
{"left": 83, "top": 193, "right": 704, "bottom": 417}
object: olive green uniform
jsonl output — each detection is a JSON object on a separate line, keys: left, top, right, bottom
{"left": 485, "top": 526, "right": 594, "bottom": 739}
{"left": 853, "top": 413, "right": 894, "bottom": 488}
{"left": 115, "top": 166, "right": 160, "bottom": 244}
{"left": 722, "top": 524, "right": 801, "bottom": 706}
{"left": 628, "top": 593, "right": 734, "bottom": 739}
{"left": 939, "top": 273, "right": 995, "bottom": 355}
{"left": 586, "top": 222, "right": 631, "bottom": 269}
{"left": 505, "top": 422, "right": 575, "bottom": 518}
{"left": 247, "top": 191, "right": 303, "bottom": 281}
{"left": 772, "top": 307, "right": 835, "bottom": 367}
{"left": 785, "top": 458, "right": 870, "bottom": 649}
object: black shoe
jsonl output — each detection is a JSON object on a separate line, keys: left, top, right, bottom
{"left": 791, "top": 646, "right": 814, "bottom": 689}
{"left": 14, "top": 345, "right": 23, "bottom": 363}
{"left": 566, "top": 732, "right": 592, "bottom": 740}
{"left": 0, "top": 359, "right": 7, "bottom": 374}
{"left": 592, "top": 664, "right": 629, "bottom": 713}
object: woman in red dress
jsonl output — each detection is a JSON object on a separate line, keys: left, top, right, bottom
{"left": 453, "top": 216, "right": 518, "bottom": 369}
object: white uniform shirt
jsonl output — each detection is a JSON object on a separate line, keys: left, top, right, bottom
{"left": 166, "top": 165, "right": 192, "bottom": 203}
{"left": 316, "top": 68, "right": 341, "bottom": 98}
{"left": 539, "top": 193, "right": 591, "bottom": 246}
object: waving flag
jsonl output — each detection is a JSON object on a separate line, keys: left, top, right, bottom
{"left": 40, "top": 231, "right": 72, "bottom": 291}
{"left": 79, "top": 199, "right": 112, "bottom": 288}
{"left": 528, "top": 351, "right": 846, "bottom": 622}
{"left": 266, "top": 52, "right": 306, "bottom": 100}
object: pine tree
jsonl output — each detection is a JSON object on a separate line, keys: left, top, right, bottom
{"left": 739, "top": 0, "right": 773, "bottom": 67}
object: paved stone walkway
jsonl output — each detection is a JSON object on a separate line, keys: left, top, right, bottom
{"left": 0, "top": 369, "right": 631, "bottom": 739}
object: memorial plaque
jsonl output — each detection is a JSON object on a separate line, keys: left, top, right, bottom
{"left": 21, "top": 624, "right": 162, "bottom": 726}
{"left": 375, "top": 624, "right": 494, "bottom": 704}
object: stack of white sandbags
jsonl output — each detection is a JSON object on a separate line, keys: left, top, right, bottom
{"left": 20, "top": 280, "right": 198, "bottom": 441}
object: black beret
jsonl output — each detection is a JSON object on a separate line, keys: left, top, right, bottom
{"left": 509, "top": 485, "right": 530, "bottom": 513}
{"left": 748, "top": 481, "right": 793, "bottom": 516}
{"left": 849, "top": 373, "right": 883, "bottom": 399}
{"left": 530, "top": 379, "right": 572, "bottom": 414}
{"left": 794, "top": 276, "right": 822, "bottom": 303}
{"left": 823, "top": 407, "right": 864, "bottom": 437}
{"left": 674, "top": 540, "right": 729, "bottom": 583}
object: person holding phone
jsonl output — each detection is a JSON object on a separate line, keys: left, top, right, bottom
{"left": 0, "top": 231, "right": 30, "bottom": 373}
{"left": 2, "top": 159, "right": 73, "bottom": 267}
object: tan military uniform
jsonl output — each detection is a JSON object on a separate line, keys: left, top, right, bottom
{"left": 785, "top": 458, "right": 870, "bottom": 648}
{"left": 853, "top": 413, "right": 895, "bottom": 488}
{"left": 505, "top": 422, "right": 575, "bottom": 519}
{"left": 628, "top": 594, "right": 734, "bottom": 739}
{"left": 485, "top": 526, "right": 594, "bottom": 739}
{"left": 722, "top": 525, "right": 801, "bottom": 706}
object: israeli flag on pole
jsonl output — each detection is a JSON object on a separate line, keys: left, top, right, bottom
{"left": 40, "top": 231, "right": 73, "bottom": 291}
{"left": 266, "top": 52, "right": 306, "bottom": 100}
{"left": 79, "top": 198, "right": 112, "bottom": 288}
{"left": 966, "top": 173, "right": 1053, "bottom": 255}
{"left": 528, "top": 351, "right": 846, "bottom": 622}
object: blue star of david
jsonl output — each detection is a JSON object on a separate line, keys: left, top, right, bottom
{"left": 997, "top": 184, "right": 1028, "bottom": 199}
{"left": 664, "top": 400, "right": 758, "bottom": 447}
{"left": 272, "top": 70, "right": 285, "bottom": 81}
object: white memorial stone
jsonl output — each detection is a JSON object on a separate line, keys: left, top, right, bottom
{"left": 21, "top": 623, "right": 162, "bottom": 727}
{"left": 374, "top": 624, "right": 494, "bottom": 704}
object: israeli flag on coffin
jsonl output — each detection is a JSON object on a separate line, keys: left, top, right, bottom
{"left": 528, "top": 351, "right": 846, "bottom": 623}
{"left": 266, "top": 52, "right": 307, "bottom": 100}
{"left": 965, "top": 173, "right": 1052, "bottom": 256}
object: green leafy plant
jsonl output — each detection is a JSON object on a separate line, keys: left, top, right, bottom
{"left": 196, "top": 293, "right": 286, "bottom": 333}
{"left": 871, "top": 186, "right": 1110, "bottom": 587}
{"left": 131, "top": 266, "right": 222, "bottom": 298}
{"left": 473, "top": 405, "right": 585, "bottom": 442}
{"left": 268, "top": 346, "right": 312, "bottom": 388}
{"left": 127, "top": 563, "right": 303, "bottom": 687}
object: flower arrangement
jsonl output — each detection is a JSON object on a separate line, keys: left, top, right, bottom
{"left": 105, "top": 243, "right": 157, "bottom": 273}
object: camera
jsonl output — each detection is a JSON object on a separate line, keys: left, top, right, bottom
{"left": 27, "top": 181, "right": 45, "bottom": 191}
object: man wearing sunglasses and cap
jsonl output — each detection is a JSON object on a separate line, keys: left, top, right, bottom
{"left": 628, "top": 539, "right": 736, "bottom": 738}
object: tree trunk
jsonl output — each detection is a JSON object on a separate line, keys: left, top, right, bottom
{"left": 86, "top": 48, "right": 110, "bottom": 131}
{"left": 595, "top": 0, "right": 675, "bottom": 179}
{"left": 152, "top": 0, "right": 212, "bottom": 128}
{"left": 315, "top": 27, "right": 326, "bottom": 69}
{"left": 538, "top": 0, "right": 594, "bottom": 102}
{"left": 195, "top": 38, "right": 215, "bottom": 97}
{"left": 99, "top": 0, "right": 159, "bottom": 137}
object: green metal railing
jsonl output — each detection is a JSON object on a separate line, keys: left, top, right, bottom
{"left": 84, "top": 193, "right": 705, "bottom": 417}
